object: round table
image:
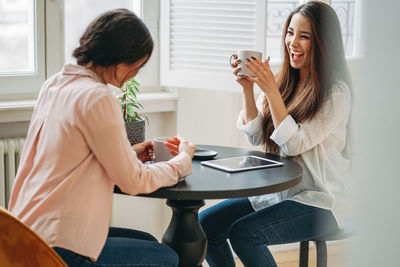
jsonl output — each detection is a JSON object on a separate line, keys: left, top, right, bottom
{"left": 116, "top": 145, "right": 302, "bottom": 267}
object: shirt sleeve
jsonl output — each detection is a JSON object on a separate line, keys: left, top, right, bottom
{"left": 80, "top": 92, "right": 192, "bottom": 195}
{"left": 236, "top": 93, "right": 265, "bottom": 146}
{"left": 270, "top": 83, "right": 351, "bottom": 156}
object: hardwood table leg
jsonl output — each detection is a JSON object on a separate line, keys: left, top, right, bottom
{"left": 162, "top": 199, "right": 207, "bottom": 267}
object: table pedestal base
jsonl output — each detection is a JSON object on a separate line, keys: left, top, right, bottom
{"left": 162, "top": 199, "right": 207, "bottom": 267}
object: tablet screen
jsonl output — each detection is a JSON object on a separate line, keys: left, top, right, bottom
{"left": 201, "top": 155, "right": 283, "bottom": 172}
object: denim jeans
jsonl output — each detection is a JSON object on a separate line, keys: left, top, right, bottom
{"left": 199, "top": 198, "right": 339, "bottom": 267}
{"left": 53, "top": 227, "right": 178, "bottom": 267}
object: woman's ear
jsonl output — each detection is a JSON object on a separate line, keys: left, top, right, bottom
{"left": 113, "top": 64, "right": 126, "bottom": 87}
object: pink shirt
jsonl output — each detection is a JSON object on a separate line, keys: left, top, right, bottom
{"left": 8, "top": 64, "right": 192, "bottom": 260}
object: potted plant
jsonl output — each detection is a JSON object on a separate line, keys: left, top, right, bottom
{"left": 118, "top": 78, "right": 148, "bottom": 145}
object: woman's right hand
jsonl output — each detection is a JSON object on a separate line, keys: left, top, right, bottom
{"left": 231, "top": 54, "right": 254, "bottom": 91}
{"left": 165, "top": 136, "right": 196, "bottom": 159}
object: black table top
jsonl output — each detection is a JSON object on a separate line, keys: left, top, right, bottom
{"left": 118, "top": 145, "right": 302, "bottom": 200}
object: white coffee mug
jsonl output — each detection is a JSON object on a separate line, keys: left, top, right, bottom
{"left": 229, "top": 50, "right": 263, "bottom": 77}
{"left": 153, "top": 137, "right": 174, "bottom": 162}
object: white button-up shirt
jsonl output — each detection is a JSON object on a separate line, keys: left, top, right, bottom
{"left": 237, "top": 80, "right": 351, "bottom": 227}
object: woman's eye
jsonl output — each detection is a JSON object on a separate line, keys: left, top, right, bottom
{"left": 301, "top": 35, "right": 309, "bottom": 39}
{"left": 287, "top": 31, "right": 294, "bottom": 35}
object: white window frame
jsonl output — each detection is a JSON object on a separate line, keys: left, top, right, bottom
{"left": 135, "top": 0, "right": 161, "bottom": 91}
{"left": 45, "top": 0, "right": 65, "bottom": 79}
{"left": 160, "top": 0, "right": 268, "bottom": 92}
{"left": 0, "top": 0, "right": 48, "bottom": 101}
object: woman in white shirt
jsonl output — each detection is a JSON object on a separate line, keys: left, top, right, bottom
{"left": 199, "top": 2, "right": 352, "bottom": 266}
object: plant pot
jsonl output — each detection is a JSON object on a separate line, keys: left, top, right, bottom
{"left": 125, "top": 119, "right": 145, "bottom": 146}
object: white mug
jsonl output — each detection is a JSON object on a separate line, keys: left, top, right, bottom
{"left": 229, "top": 50, "right": 263, "bottom": 77}
{"left": 153, "top": 137, "right": 174, "bottom": 162}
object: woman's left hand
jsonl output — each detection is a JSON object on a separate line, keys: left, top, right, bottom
{"left": 245, "top": 57, "right": 279, "bottom": 95}
{"left": 246, "top": 57, "right": 289, "bottom": 128}
{"left": 133, "top": 140, "right": 154, "bottom": 163}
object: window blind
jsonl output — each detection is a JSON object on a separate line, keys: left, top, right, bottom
{"left": 160, "top": 0, "right": 267, "bottom": 91}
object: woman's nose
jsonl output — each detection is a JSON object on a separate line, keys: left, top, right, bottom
{"left": 290, "top": 35, "right": 300, "bottom": 48}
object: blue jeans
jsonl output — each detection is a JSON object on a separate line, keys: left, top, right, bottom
{"left": 53, "top": 227, "right": 178, "bottom": 267}
{"left": 199, "top": 198, "right": 339, "bottom": 267}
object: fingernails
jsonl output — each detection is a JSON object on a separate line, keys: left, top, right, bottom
{"left": 251, "top": 56, "right": 256, "bottom": 60}
{"left": 246, "top": 58, "right": 251, "bottom": 62}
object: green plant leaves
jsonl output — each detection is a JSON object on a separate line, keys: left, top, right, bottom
{"left": 119, "top": 78, "right": 148, "bottom": 123}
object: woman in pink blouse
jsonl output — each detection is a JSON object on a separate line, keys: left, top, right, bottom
{"left": 8, "top": 9, "right": 195, "bottom": 267}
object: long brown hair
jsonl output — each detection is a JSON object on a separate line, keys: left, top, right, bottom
{"left": 262, "top": 1, "right": 351, "bottom": 154}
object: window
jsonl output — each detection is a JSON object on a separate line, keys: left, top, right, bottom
{"left": 63, "top": 0, "right": 159, "bottom": 90}
{"left": 266, "top": 0, "right": 299, "bottom": 61}
{"left": 267, "top": 0, "right": 357, "bottom": 60}
{"left": 0, "top": 0, "right": 45, "bottom": 100}
{"left": 331, "top": 0, "right": 356, "bottom": 57}
{"left": 0, "top": 0, "right": 143, "bottom": 101}
{"left": 160, "top": 0, "right": 359, "bottom": 91}
{"left": 0, "top": 0, "right": 35, "bottom": 74}
{"left": 0, "top": 0, "right": 359, "bottom": 100}
{"left": 160, "top": 0, "right": 267, "bottom": 91}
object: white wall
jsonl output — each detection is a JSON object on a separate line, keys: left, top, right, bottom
{"left": 176, "top": 87, "right": 244, "bottom": 147}
{"left": 350, "top": 1, "right": 400, "bottom": 266}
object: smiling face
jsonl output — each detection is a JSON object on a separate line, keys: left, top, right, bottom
{"left": 285, "top": 13, "right": 312, "bottom": 74}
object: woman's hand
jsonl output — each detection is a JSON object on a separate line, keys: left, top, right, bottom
{"left": 230, "top": 54, "right": 254, "bottom": 91}
{"left": 246, "top": 56, "right": 289, "bottom": 128}
{"left": 245, "top": 56, "right": 279, "bottom": 95}
{"left": 165, "top": 136, "right": 196, "bottom": 159}
{"left": 132, "top": 140, "right": 154, "bottom": 163}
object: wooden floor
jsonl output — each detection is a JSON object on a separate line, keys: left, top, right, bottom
{"left": 235, "top": 243, "right": 351, "bottom": 267}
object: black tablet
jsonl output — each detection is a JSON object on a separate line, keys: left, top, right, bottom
{"left": 201, "top": 155, "right": 284, "bottom": 173}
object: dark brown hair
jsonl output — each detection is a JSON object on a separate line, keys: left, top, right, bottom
{"left": 262, "top": 1, "right": 351, "bottom": 154}
{"left": 73, "top": 9, "right": 153, "bottom": 67}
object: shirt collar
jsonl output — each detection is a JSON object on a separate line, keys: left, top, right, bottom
{"left": 62, "top": 64, "right": 103, "bottom": 83}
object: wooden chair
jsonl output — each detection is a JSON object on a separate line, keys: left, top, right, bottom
{"left": 299, "top": 226, "right": 353, "bottom": 267}
{"left": 0, "top": 207, "right": 67, "bottom": 267}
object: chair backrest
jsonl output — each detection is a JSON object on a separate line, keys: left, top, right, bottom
{"left": 0, "top": 207, "right": 67, "bottom": 267}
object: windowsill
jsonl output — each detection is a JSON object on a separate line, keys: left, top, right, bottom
{"left": 136, "top": 91, "right": 178, "bottom": 113}
{"left": 0, "top": 99, "right": 36, "bottom": 123}
{"left": 0, "top": 99, "right": 37, "bottom": 111}
{"left": 0, "top": 91, "right": 178, "bottom": 123}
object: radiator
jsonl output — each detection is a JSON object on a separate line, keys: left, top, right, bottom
{"left": 0, "top": 137, "right": 25, "bottom": 208}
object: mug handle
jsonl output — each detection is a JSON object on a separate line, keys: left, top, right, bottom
{"left": 229, "top": 54, "right": 237, "bottom": 67}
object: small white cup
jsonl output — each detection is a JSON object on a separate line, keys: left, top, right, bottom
{"left": 153, "top": 137, "right": 174, "bottom": 162}
{"left": 230, "top": 50, "right": 263, "bottom": 77}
